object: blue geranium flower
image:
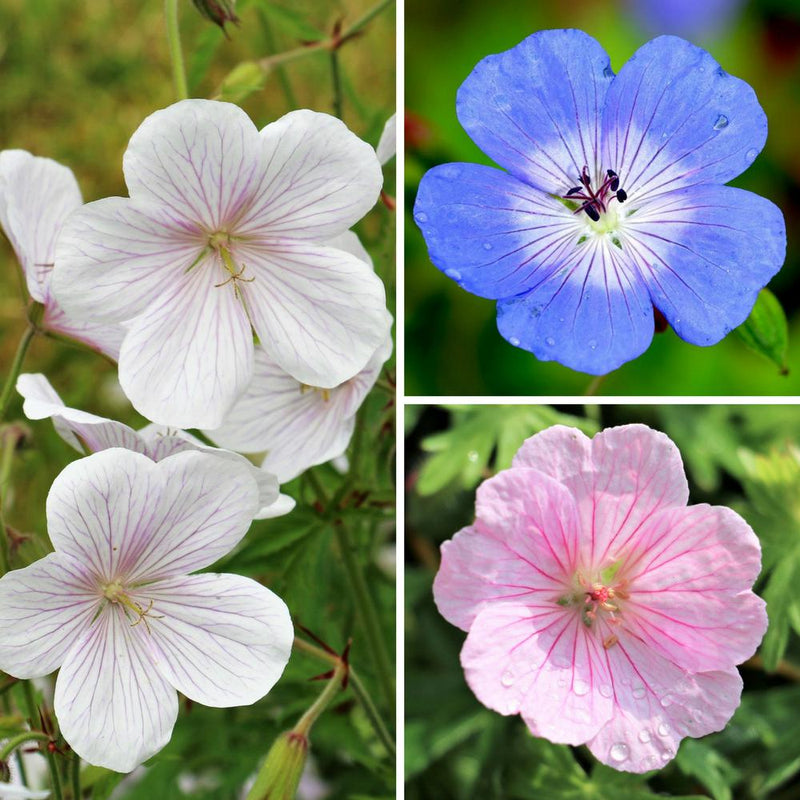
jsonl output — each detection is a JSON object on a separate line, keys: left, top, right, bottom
{"left": 413, "top": 30, "right": 786, "bottom": 375}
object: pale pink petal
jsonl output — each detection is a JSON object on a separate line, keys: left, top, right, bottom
{"left": 585, "top": 628, "right": 743, "bottom": 772}
{"left": 123, "top": 99, "right": 264, "bottom": 231}
{"left": 434, "top": 468, "right": 580, "bottom": 632}
{"left": 42, "top": 300, "right": 125, "bottom": 360}
{"left": 0, "top": 553, "right": 98, "bottom": 678}
{"left": 237, "top": 240, "right": 391, "bottom": 388}
{"left": 514, "top": 425, "right": 689, "bottom": 566}
{"left": 236, "top": 110, "right": 382, "bottom": 240}
{"left": 118, "top": 255, "right": 253, "bottom": 429}
{"left": 206, "top": 335, "right": 390, "bottom": 482}
{"left": 17, "top": 373, "right": 145, "bottom": 455}
{"left": 622, "top": 504, "right": 767, "bottom": 672}
{"left": 46, "top": 449, "right": 259, "bottom": 583}
{"left": 54, "top": 609, "right": 178, "bottom": 772}
{"left": 52, "top": 196, "right": 205, "bottom": 324}
{"left": 461, "top": 604, "right": 614, "bottom": 744}
{"left": 376, "top": 114, "right": 397, "bottom": 165}
{"left": 0, "top": 149, "right": 82, "bottom": 303}
{"left": 133, "top": 573, "right": 293, "bottom": 706}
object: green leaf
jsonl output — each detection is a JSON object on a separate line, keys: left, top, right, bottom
{"left": 676, "top": 738, "right": 740, "bottom": 800}
{"left": 759, "top": 556, "right": 797, "bottom": 671}
{"left": 735, "top": 288, "right": 789, "bottom": 374}
{"left": 216, "top": 60, "right": 265, "bottom": 103}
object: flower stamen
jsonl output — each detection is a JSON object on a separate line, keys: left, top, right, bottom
{"left": 561, "top": 165, "right": 627, "bottom": 221}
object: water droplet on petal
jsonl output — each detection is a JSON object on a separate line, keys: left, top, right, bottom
{"left": 603, "top": 65, "right": 614, "bottom": 79}
{"left": 444, "top": 268, "right": 462, "bottom": 281}
{"left": 545, "top": 337, "right": 555, "bottom": 347}
{"left": 609, "top": 743, "right": 629, "bottom": 762}
{"left": 442, "top": 165, "right": 462, "bottom": 179}
{"left": 573, "top": 679, "right": 589, "bottom": 696}
{"left": 713, "top": 114, "right": 729, "bottom": 130}
{"left": 632, "top": 685, "right": 646, "bottom": 700}
{"left": 588, "top": 339, "right": 597, "bottom": 350}
{"left": 414, "top": 212, "right": 428, "bottom": 224}
{"left": 660, "top": 694, "right": 673, "bottom": 708}
{"left": 661, "top": 131, "right": 669, "bottom": 139}
{"left": 638, "top": 730, "right": 651, "bottom": 743}
{"left": 657, "top": 723, "right": 671, "bottom": 737}
{"left": 467, "top": 450, "right": 479, "bottom": 462}
{"left": 661, "top": 749, "right": 674, "bottom": 762}
{"left": 599, "top": 684, "right": 613, "bottom": 698}
{"left": 501, "top": 671, "right": 515, "bottom": 688}
{"left": 746, "top": 148, "right": 758, "bottom": 162}
{"left": 509, "top": 336, "right": 520, "bottom": 347}
{"left": 482, "top": 242, "right": 493, "bottom": 251}
{"left": 640, "top": 755, "right": 659, "bottom": 771}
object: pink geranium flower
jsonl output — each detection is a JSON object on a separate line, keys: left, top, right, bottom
{"left": 433, "top": 424, "right": 767, "bottom": 773}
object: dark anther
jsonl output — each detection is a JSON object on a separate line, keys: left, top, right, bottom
{"left": 580, "top": 166, "right": 591, "bottom": 187}
{"left": 584, "top": 204, "right": 600, "bottom": 222}
{"left": 616, "top": 189, "right": 627, "bottom": 203}
{"left": 607, "top": 169, "right": 620, "bottom": 191}
{"left": 565, "top": 186, "right": 583, "bottom": 197}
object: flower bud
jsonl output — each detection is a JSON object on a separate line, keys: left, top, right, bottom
{"left": 191, "top": 0, "right": 239, "bottom": 32}
{"left": 245, "top": 731, "right": 308, "bottom": 800}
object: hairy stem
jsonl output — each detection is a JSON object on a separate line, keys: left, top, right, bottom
{"left": 0, "top": 730, "right": 50, "bottom": 762}
{"left": 164, "top": 0, "right": 189, "bottom": 100}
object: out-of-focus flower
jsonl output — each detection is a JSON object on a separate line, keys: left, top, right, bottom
{"left": 16, "top": 373, "right": 291, "bottom": 519}
{"left": 626, "top": 0, "right": 745, "bottom": 39}
{"left": 414, "top": 30, "right": 785, "bottom": 375}
{"left": 0, "top": 151, "right": 124, "bottom": 358}
{"left": 52, "top": 99, "right": 392, "bottom": 428}
{"left": 434, "top": 424, "right": 767, "bottom": 772}
{"left": 0, "top": 448, "right": 293, "bottom": 772}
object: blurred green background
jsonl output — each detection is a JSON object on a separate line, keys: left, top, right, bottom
{"left": 405, "top": 0, "right": 800, "bottom": 395}
{"left": 0, "top": 1, "right": 395, "bottom": 797}
{"left": 406, "top": 404, "right": 800, "bottom": 800}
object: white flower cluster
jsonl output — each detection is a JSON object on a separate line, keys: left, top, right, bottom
{"left": 0, "top": 100, "right": 394, "bottom": 774}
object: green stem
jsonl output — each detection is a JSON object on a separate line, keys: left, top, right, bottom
{"left": 293, "top": 660, "right": 346, "bottom": 737}
{"left": 71, "top": 750, "right": 81, "bottom": 800}
{"left": 330, "top": 51, "right": 343, "bottom": 120}
{"left": 165, "top": 0, "right": 189, "bottom": 100}
{"left": 0, "top": 433, "right": 15, "bottom": 576}
{"left": 23, "top": 681, "right": 63, "bottom": 800}
{"left": 584, "top": 373, "right": 607, "bottom": 396}
{"left": 0, "top": 324, "right": 37, "bottom": 423}
{"left": 257, "top": 10, "right": 297, "bottom": 108}
{"left": 256, "top": 0, "right": 394, "bottom": 73}
{"left": 332, "top": 521, "right": 394, "bottom": 714}
{"left": 0, "top": 730, "right": 49, "bottom": 762}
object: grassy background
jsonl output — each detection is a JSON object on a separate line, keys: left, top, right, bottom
{"left": 404, "top": 0, "right": 800, "bottom": 395}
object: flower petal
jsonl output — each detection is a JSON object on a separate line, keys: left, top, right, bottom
{"left": 461, "top": 604, "right": 614, "bottom": 744}
{"left": 0, "top": 149, "right": 82, "bottom": 303}
{"left": 17, "top": 373, "right": 145, "bottom": 456}
{"left": 54, "top": 609, "right": 178, "bottom": 772}
{"left": 602, "top": 35, "right": 767, "bottom": 197}
{"left": 42, "top": 301, "right": 125, "bottom": 360}
{"left": 0, "top": 553, "right": 98, "bottom": 678}
{"left": 133, "top": 573, "right": 293, "bottom": 707}
{"left": 118, "top": 255, "right": 253, "bottom": 429}
{"left": 237, "top": 240, "right": 391, "bottom": 388}
{"left": 46, "top": 449, "right": 259, "bottom": 583}
{"left": 206, "top": 335, "right": 390, "bottom": 483}
{"left": 623, "top": 504, "right": 767, "bottom": 672}
{"left": 456, "top": 29, "right": 614, "bottom": 192}
{"left": 52, "top": 196, "right": 205, "bottom": 324}
{"left": 495, "top": 238, "right": 654, "bottom": 375}
{"left": 236, "top": 110, "right": 382, "bottom": 240}
{"left": 414, "top": 163, "right": 580, "bottom": 299}
{"left": 624, "top": 184, "right": 785, "bottom": 344}
{"left": 123, "top": 99, "right": 264, "bottom": 231}
{"left": 585, "top": 628, "right": 743, "bottom": 772}
{"left": 0, "top": 782, "right": 51, "bottom": 800}
{"left": 376, "top": 114, "right": 397, "bottom": 165}
{"left": 512, "top": 425, "right": 690, "bottom": 567}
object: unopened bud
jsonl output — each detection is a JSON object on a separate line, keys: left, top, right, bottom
{"left": 245, "top": 730, "right": 308, "bottom": 800}
{"left": 192, "top": 0, "right": 239, "bottom": 33}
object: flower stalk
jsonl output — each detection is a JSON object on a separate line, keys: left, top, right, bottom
{"left": 22, "top": 681, "right": 63, "bottom": 800}
{"left": 164, "top": 0, "right": 189, "bottom": 100}
{"left": 0, "top": 303, "right": 43, "bottom": 423}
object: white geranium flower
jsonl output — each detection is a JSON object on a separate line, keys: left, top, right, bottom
{"left": 0, "top": 150, "right": 124, "bottom": 358}
{"left": 51, "top": 99, "right": 392, "bottom": 429}
{"left": 0, "top": 449, "right": 293, "bottom": 773}
{"left": 376, "top": 114, "right": 396, "bottom": 165}
{"left": 15, "top": 373, "right": 292, "bottom": 519}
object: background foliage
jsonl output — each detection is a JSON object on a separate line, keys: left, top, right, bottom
{"left": 406, "top": 404, "right": 800, "bottom": 800}
{"left": 0, "top": 0, "right": 395, "bottom": 797}
{"left": 404, "top": 0, "right": 800, "bottom": 395}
